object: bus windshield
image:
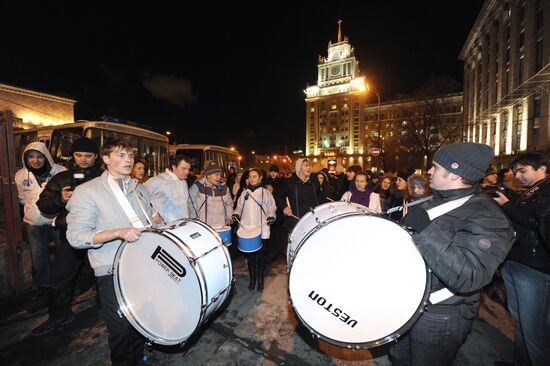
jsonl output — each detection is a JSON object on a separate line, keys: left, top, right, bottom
{"left": 174, "top": 149, "right": 205, "bottom": 172}
{"left": 15, "top": 121, "right": 169, "bottom": 176}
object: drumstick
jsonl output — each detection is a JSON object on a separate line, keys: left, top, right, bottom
{"left": 325, "top": 197, "right": 334, "bottom": 202}
{"left": 285, "top": 197, "right": 300, "bottom": 220}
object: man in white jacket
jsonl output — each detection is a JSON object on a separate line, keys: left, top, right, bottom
{"left": 15, "top": 142, "right": 66, "bottom": 295}
{"left": 144, "top": 155, "right": 191, "bottom": 223}
{"left": 189, "top": 161, "right": 233, "bottom": 228}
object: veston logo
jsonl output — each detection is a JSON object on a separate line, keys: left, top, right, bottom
{"left": 151, "top": 245, "right": 186, "bottom": 284}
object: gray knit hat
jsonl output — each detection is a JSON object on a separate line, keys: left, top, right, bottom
{"left": 205, "top": 162, "right": 223, "bottom": 176}
{"left": 433, "top": 142, "right": 494, "bottom": 182}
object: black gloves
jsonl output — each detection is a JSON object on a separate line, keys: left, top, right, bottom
{"left": 402, "top": 206, "right": 431, "bottom": 233}
{"left": 267, "top": 216, "right": 276, "bottom": 225}
{"left": 232, "top": 214, "right": 240, "bottom": 223}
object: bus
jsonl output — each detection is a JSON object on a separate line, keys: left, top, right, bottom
{"left": 14, "top": 120, "right": 170, "bottom": 176}
{"left": 169, "top": 144, "right": 240, "bottom": 176}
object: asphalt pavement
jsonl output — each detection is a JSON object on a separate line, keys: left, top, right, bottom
{"left": 0, "top": 249, "right": 515, "bottom": 366}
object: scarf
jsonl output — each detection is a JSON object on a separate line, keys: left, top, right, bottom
{"left": 518, "top": 174, "right": 550, "bottom": 201}
{"left": 349, "top": 185, "right": 373, "bottom": 207}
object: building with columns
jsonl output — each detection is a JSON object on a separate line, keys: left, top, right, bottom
{"left": 460, "top": 0, "right": 550, "bottom": 167}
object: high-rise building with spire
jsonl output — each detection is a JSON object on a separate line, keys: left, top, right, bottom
{"left": 304, "top": 21, "right": 369, "bottom": 170}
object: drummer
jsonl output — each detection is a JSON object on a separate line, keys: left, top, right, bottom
{"left": 144, "top": 154, "right": 191, "bottom": 224}
{"left": 389, "top": 142, "right": 514, "bottom": 366}
{"left": 189, "top": 161, "right": 234, "bottom": 228}
{"left": 66, "top": 139, "right": 157, "bottom": 365}
{"left": 276, "top": 158, "right": 321, "bottom": 229}
{"left": 232, "top": 168, "right": 276, "bottom": 291}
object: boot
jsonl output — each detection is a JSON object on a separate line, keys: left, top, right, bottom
{"left": 247, "top": 254, "right": 256, "bottom": 291}
{"left": 256, "top": 254, "right": 265, "bottom": 292}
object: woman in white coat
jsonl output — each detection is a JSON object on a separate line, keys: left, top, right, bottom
{"left": 233, "top": 168, "right": 276, "bottom": 291}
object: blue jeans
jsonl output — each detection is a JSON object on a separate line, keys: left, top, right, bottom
{"left": 26, "top": 223, "right": 61, "bottom": 289}
{"left": 501, "top": 261, "right": 550, "bottom": 366}
{"left": 389, "top": 303, "right": 475, "bottom": 366}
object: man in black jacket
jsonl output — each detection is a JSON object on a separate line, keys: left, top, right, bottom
{"left": 276, "top": 158, "right": 321, "bottom": 231}
{"left": 265, "top": 165, "right": 286, "bottom": 261}
{"left": 32, "top": 137, "right": 102, "bottom": 336}
{"left": 494, "top": 152, "right": 550, "bottom": 366}
{"left": 390, "top": 142, "right": 514, "bottom": 366}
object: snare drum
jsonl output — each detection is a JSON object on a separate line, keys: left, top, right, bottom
{"left": 288, "top": 204, "right": 430, "bottom": 349}
{"left": 113, "top": 219, "right": 233, "bottom": 346}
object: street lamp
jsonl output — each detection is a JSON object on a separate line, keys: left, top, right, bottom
{"left": 165, "top": 131, "right": 177, "bottom": 145}
{"left": 366, "top": 83, "right": 382, "bottom": 171}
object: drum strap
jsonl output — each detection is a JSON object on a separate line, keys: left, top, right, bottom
{"left": 107, "top": 174, "right": 146, "bottom": 228}
{"left": 426, "top": 194, "right": 474, "bottom": 304}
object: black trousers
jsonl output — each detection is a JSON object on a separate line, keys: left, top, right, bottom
{"left": 48, "top": 232, "right": 84, "bottom": 319}
{"left": 97, "top": 275, "right": 145, "bottom": 366}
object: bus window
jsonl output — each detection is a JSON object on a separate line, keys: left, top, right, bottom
{"left": 176, "top": 149, "right": 203, "bottom": 172}
{"left": 87, "top": 128, "right": 168, "bottom": 177}
{"left": 50, "top": 127, "right": 84, "bottom": 164}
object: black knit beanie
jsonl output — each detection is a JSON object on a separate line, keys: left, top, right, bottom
{"left": 71, "top": 137, "right": 99, "bottom": 154}
{"left": 433, "top": 142, "right": 494, "bottom": 182}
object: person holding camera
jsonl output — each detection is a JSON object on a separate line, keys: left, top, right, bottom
{"left": 32, "top": 137, "right": 102, "bottom": 336}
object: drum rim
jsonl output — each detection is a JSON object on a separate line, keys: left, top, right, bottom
{"left": 287, "top": 214, "right": 432, "bottom": 348}
{"left": 112, "top": 231, "right": 206, "bottom": 346}
{"left": 288, "top": 208, "right": 368, "bottom": 268}
{"left": 163, "top": 220, "right": 234, "bottom": 326}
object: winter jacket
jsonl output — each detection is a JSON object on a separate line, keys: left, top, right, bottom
{"left": 66, "top": 171, "right": 155, "bottom": 276}
{"left": 37, "top": 160, "right": 102, "bottom": 230}
{"left": 276, "top": 173, "right": 321, "bottom": 227}
{"left": 402, "top": 185, "right": 514, "bottom": 313}
{"left": 235, "top": 187, "right": 276, "bottom": 239}
{"left": 188, "top": 177, "right": 234, "bottom": 228}
{"left": 15, "top": 142, "right": 67, "bottom": 226}
{"left": 144, "top": 169, "right": 190, "bottom": 223}
{"left": 341, "top": 191, "right": 382, "bottom": 213}
{"left": 501, "top": 176, "right": 550, "bottom": 274}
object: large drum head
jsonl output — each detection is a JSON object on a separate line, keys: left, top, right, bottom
{"left": 288, "top": 214, "right": 429, "bottom": 348}
{"left": 114, "top": 231, "right": 202, "bottom": 345}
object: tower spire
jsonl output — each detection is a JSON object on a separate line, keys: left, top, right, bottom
{"left": 337, "top": 19, "right": 342, "bottom": 42}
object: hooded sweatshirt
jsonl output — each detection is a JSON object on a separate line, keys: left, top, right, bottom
{"left": 15, "top": 142, "right": 67, "bottom": 226}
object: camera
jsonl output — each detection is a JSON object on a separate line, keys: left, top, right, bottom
{"left": 485, "top": 184, "right": 505, "bottom": 197}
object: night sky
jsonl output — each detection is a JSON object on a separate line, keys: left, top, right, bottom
{"left": 1, "top": 1, "right": 484, "bottom": 154}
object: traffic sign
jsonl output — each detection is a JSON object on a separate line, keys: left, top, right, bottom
{"left": 371, "top": 147, "right": 380, "bottom": 157}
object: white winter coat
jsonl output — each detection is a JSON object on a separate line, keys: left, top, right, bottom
{"left": 144, "top": 169, "right": 190, "bottom": 223}
{"left": 235, "top": 187, "right": 276, "bottom": 239}
{"left": 189, "top": 177, "right": 233, "bottom": 229}
{"left": 15, "top": 141, "right": 67, "bottom": 226}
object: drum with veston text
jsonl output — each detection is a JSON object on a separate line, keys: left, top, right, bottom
{"left": 287, "top": 201, "right": 430, "bottom": 348}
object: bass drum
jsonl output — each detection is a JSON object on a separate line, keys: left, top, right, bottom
{"left": 288, "top": 204, "right": 430, "bottom": 349}
{"left": 287, "top": 201, "right": 371, "bottom": 266}
{"left": 113, "top": 219, "right": 233, "bottom": 346}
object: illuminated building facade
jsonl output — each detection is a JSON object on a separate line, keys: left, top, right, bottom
{"left": 460, "top": 0, "right": 550, "bottom": 166}
{"left": 305, "top": 23, "right": 463, "bottom": 173}
{"left": 304, "top": 21, "right": 369, "bottom": 171}
{"left": 0, "top": 82, "right": 76, "bottom": 129}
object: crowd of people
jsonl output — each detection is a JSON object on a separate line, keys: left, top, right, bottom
{"left": 15, "top": 137, "right": 550, "bottom": 366}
